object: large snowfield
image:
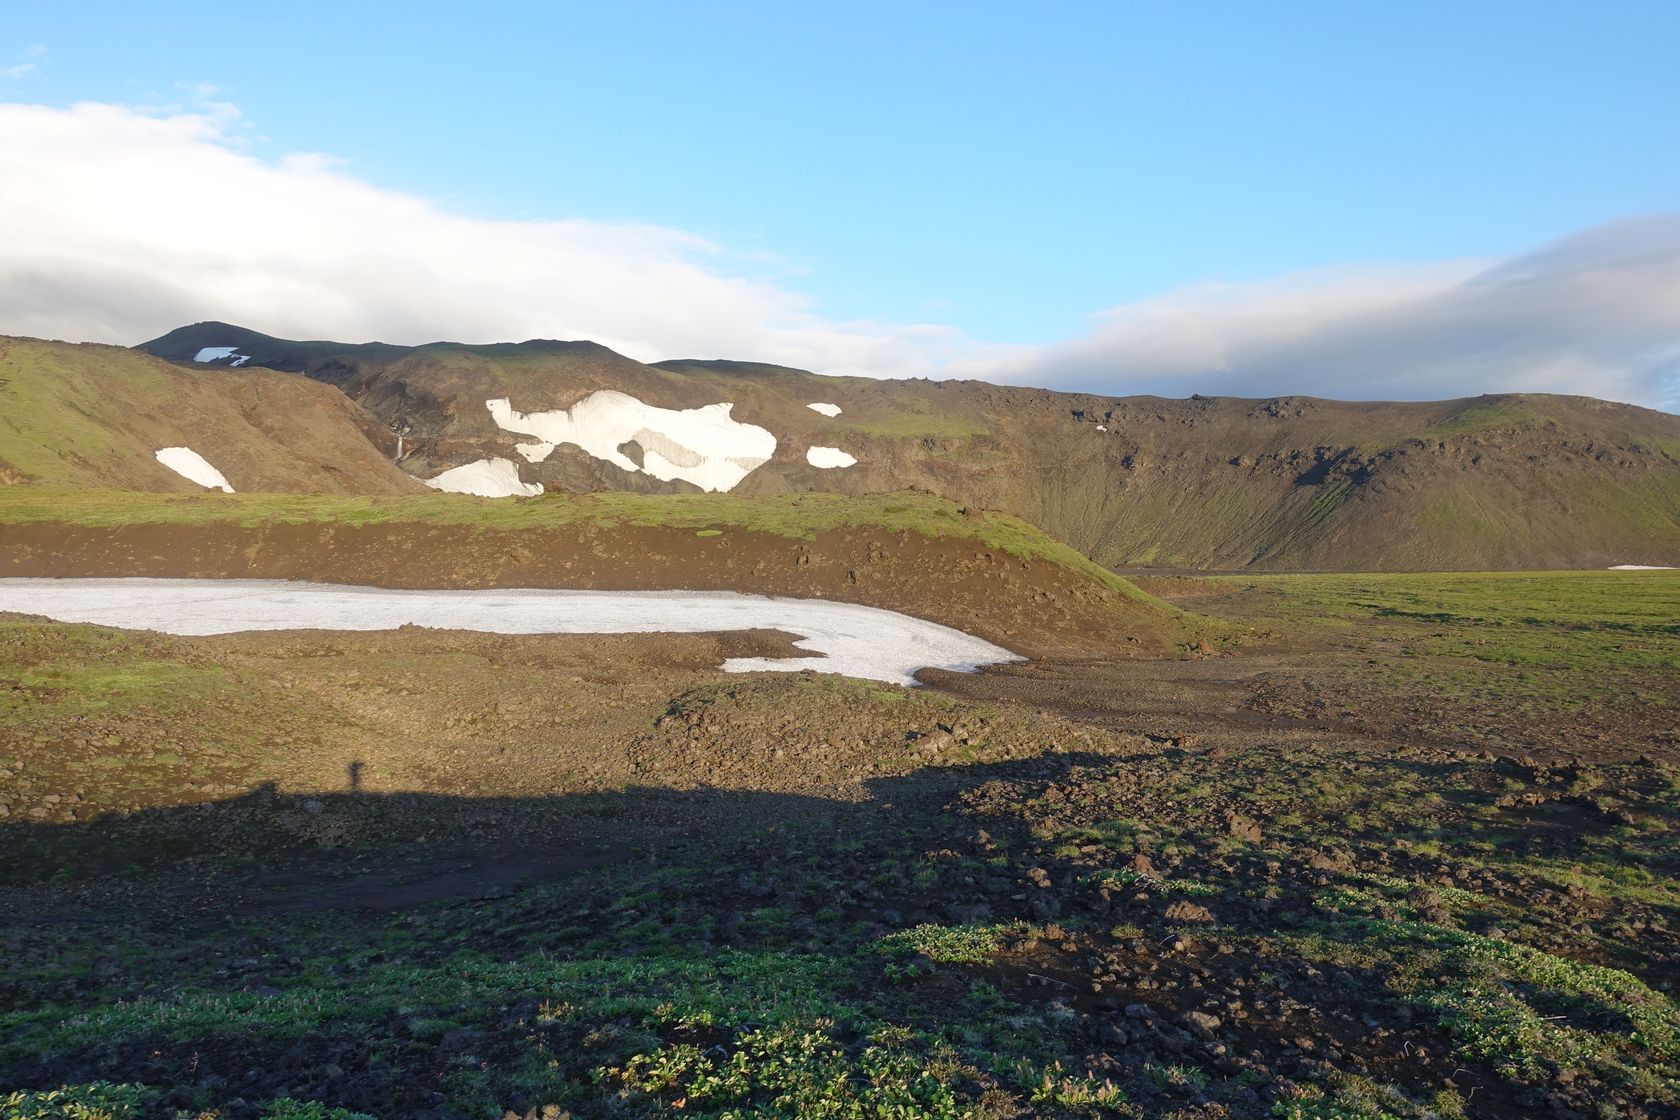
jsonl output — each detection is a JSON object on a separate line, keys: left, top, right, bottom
{"left": 0, "top": 578, "right": 1020, "bottom": 687}
{"left": 486, "top": 391, "right": 777, "bottom": 493}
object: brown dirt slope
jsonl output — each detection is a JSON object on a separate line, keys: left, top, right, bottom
{"left": 0, "top": 336, "right": 423, "bottom": 494}
{"left": 0, "top": 500, "right": 1196, "bottom": 660}
{"left": 139, "top": 322, "right": 1680, "bottom": 570}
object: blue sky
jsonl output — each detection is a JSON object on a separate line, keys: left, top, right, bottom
{"left": 3, "top": 1, "right": 1678, "bottom": 405}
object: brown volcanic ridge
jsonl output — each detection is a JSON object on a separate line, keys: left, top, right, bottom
{"left": 127, "top": 320, "right": 1680, "bottom": 571}
{"left": 2, "top": 325, "right": 1678, "bottom": 572}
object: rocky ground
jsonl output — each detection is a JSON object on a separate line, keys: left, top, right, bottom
{"left": 1, "top": 571, "right": 1676, "bottom": 1119}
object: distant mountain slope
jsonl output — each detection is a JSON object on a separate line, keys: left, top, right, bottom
{"left": 0, "top": 336, "right": 422, "bottom": 494}
{"left": 137, "top": 323, "right": 1680, "bottom": 570}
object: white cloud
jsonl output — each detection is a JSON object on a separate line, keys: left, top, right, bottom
{"left": 996, "top": 218, "right": 1680, "bottom": 410}
{"left": 0, "top": 100, "right": 997, "bottom": 377}
{"left": 0, "top": 98, "right": 1675, "bottom": 409}
{"left": 4, "top": 44, "right": 47, "bottom": 79}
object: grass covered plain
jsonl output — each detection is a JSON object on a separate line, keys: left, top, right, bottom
{"left": 1185, "top": 569, "right": 1680, "bottom": 724}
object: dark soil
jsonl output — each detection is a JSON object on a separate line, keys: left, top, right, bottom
{"left": 2, "top": 575, "right": 1676, "bottom": 1118}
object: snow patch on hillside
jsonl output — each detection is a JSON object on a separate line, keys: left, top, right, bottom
{"left": 0, "top": 578, "right": 1023, "bottom": 687}
{"left": 193, "top": 346, "right": 252, "bottom": 367}
{"left": 806, "top": 446, "right": 857, "bottom": 469}
{"left": 807, "top": 402, "right": 842, "bottom": 417}
{"left": 487, "top": 391, "right": 776, "bottom": 492}
{"left": 423, "top": 457, "right": 543, "bottom": 498}
{"left": 154, "top": 447, "right": 234, "bottom": 492}
{"left": 1610, "top": 564, "right": 1675, "bottom": 570}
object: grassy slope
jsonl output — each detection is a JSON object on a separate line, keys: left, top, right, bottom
{"left": 0, "top": 338, "right": 419, "bottom": 495}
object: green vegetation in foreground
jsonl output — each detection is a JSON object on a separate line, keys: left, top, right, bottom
{"left": 0, "top": 621, "right": 230, "bottom": 722}
{"left": 0, "top": 487, "right": 1167, "bottom": 608}
{"left": 1206, "top": 569, "right": 1680, "bottom": 717}
{"left": 7, "top": 728, "right": 1676, "bottom": 1117}
{"left": 1, "top": 1083, "right": 377, "bottom": 1119}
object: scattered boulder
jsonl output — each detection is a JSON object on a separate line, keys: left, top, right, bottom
{"left": 1165, "top": 900, "right": 1215, "bottom": 924}
{"left": 1224, "top": 811, "right": 1263, "bottom": 844}
{"left": 1181, "top": 1010, "right": 1222, "bottom": 1036}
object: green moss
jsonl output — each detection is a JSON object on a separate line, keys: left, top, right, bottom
{"left": 837, "top": 411, "right": 986, "bottom": 441}
{"left": 0, "top": 621, "right": 230, "bottom": 721}
{"left": 1425, "top": 398, "right": 1544, "bottom": 435}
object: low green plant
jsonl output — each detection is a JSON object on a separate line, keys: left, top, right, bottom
{"left": 876, "top": 922, "right": 1012, "bottom": 965}
{"left": 602, "top": 1022, "right": 965, "bottom": 1118}
{"left": 1, "top": 1083, "right": 153, "bottom": 1120}
{"left": 260, "top": 1101, "right": 378, "bottom": 1120}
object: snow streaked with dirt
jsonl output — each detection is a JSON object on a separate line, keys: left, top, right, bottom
{"left": 487, "top": 391, "right": 777, "bottom": 493}
{"left": 806, "top": 446, "right": 857, "bottom": 469}
{"left": 154, "top": 447, "right": 234, "bottom": 492}
{"left": 807, "top": 402, "right": 843, "bottom": 417}
{"left": 192, "top": 346, "right": 252, "bottom": 367}
{"left": 422, "top": 457, "right": 543, "bottom": 498}
{"left": 1609, "top": 564, "right": 1676, "bottom": 570}
{"left": 0, "top": 579, "right": 1021, "bottom": 687}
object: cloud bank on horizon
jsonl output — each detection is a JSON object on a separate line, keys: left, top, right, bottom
{"left": 2, "top": 100, "right": 1676, "bottom": 410}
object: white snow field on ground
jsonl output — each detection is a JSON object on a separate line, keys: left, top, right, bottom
{"left": 423, "top": 457, "right": 544, "bottom": 498}
{"left": 807, "top": 402, "right": 843, "bottom": 417}
{"left": 806, "top": 446, "right": 857, "bottom": 469}
{"left": 1609, "top": 564, "right": 1676, "bottom": 570}
{"left": 0, "top": 579, "right": 1021, "bottom": 687}
{"left": 486, "top": 391, "right": 777, "bottom": 492}
{"left": 192, "top": 346, "right": 252, "bottom": 366}
{"left": 154, "top": 447, "right": 234, "bottom": 492}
